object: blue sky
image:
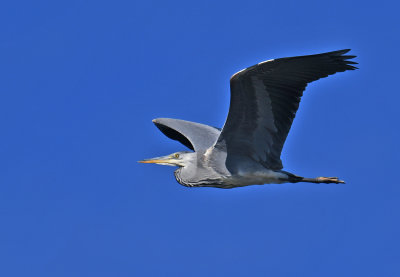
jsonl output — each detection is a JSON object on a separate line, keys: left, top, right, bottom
{"left": 1, "top": 0, "right": 399, "bottom": 276}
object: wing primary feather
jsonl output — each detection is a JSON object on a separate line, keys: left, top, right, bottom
{"left": 215, "top": 49, "right": 358, "bottom": 170}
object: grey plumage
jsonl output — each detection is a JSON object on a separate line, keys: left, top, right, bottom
{"left": 152, "top": 118, "right": 220, "bottom": 151}
{"left": 139, "top": 49, "right": 357, "bottom": 188}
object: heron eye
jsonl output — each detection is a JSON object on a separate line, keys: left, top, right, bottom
{"left": 174, "top": 153, "right": 180, "bottom": 158}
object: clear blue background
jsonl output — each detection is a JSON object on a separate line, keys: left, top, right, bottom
{"left": 1, "top": 0, "right": 399, "bottom": 276}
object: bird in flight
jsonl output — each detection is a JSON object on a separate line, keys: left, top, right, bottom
{"left": 139, "top": 49, "right": 357, "bottom": 188}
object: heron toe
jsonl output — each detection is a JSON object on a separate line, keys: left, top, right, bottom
{"left": 316, "top": 177, "right": 345, "bottom": 184}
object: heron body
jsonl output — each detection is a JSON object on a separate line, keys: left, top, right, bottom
{"left": 139, "top": 50, "right": 357, "bottom": 188}
{"left": 172, "top": 150, "right": 287, "bottom": 188}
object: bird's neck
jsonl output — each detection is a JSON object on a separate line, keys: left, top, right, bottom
{"left": 174, "top": 164, "right": 224, "bottom": 188}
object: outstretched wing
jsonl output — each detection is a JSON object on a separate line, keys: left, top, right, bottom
{"left": 214, "top": 49, "right": 357, "bottom": 170}
{"left": 153, "top": 118, "right": 220, "bottom": 151}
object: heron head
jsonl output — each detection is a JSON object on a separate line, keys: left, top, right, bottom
{"left": 138, "top": 151, "right": 194, "bottom": 167}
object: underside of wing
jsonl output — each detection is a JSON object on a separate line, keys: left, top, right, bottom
{"left": 215, "top": 49, "right": 358, "bottom": 170}
{"left": 153, "top": 118, "right": 221, "bottom": 151}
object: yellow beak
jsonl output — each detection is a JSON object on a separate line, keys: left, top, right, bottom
{"left": 138, "top": 159, "right": 171, "bottom": 164}
{"left": 138, "top": 155, "right": 176, "bottom": 166}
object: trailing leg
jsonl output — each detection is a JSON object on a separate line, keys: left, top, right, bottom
{"left": 301, "top": 176, "right": 345, "bottom": 184}
{"left": 283, "top": 172, "right": 345, "bottom": 184}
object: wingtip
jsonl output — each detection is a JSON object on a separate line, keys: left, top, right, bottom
{"left": 328, "top": 49, "right": 357, "bottom": 59}
{"left": 330, "top": 49, "right": 358, "bottom": 70}
{"left": 152, "top": 118, "right": 178, "bottom": 125}
{"left": 333, "top": 49, "right": 351, "bottom": 55}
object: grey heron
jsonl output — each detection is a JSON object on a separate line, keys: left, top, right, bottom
{"left": 139, "top": 49, "right": 357, "bottom": 188}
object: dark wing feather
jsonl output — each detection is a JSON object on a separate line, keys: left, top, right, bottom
{"left": 214, "top": 49, "right": 357, "bottom": 170}
{"left": 153, "top": 118, "right": 220, "bottom": 151}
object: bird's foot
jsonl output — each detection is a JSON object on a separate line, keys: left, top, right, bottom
{"left": 316, "top": 177, "right": 345, "bottom": 184}
{"left": 287, "top": 175, "right": 346, "bottom": 184}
